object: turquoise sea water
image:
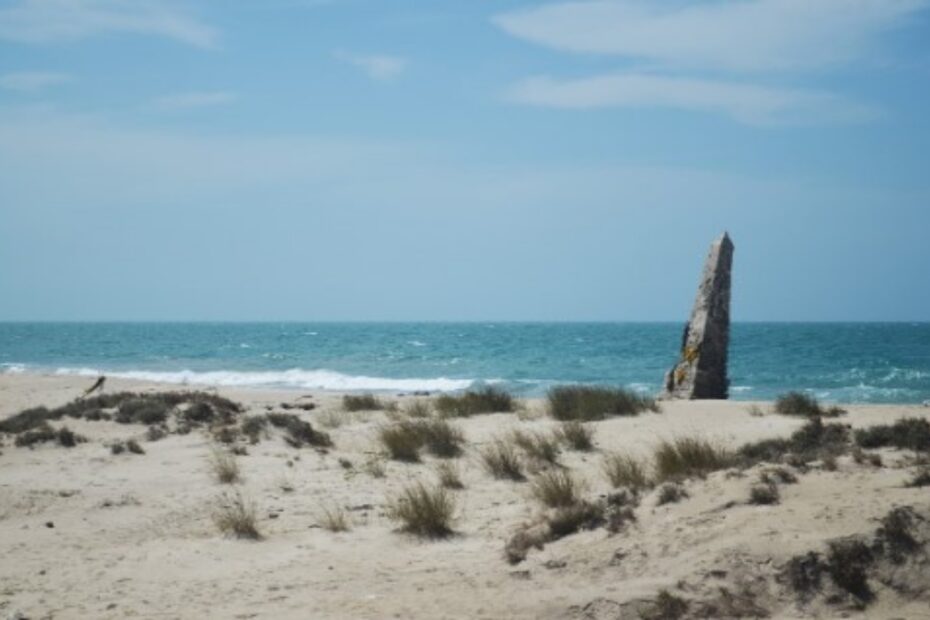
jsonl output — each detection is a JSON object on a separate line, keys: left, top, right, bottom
{"left": 1, "top": 322, "right": 928, "bottom": 403}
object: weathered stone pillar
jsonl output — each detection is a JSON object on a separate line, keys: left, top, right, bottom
{"left": 662, "top": 232, "right": 734, "bottom": 400}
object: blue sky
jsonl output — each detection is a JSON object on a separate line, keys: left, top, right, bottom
{"left": 1, "top": 0, "right": 929, "bottom": 321}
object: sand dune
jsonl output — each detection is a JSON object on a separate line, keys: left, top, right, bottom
{"left": 1, "top": 374, "right": 929, "bottom": 619}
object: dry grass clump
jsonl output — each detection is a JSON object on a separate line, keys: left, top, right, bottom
{"left": 212, "top": 491, "right": 261, "bottom": 540}
{"left": 318, "top": 503, "right": 351, "bottom": 532}
{"left": 266, "top": 413, "right": 332, "bottom": 449}
{"left": 656, "top": 483, "right": 688, "bottom": 506}
{"left": 364, "top": 457, "right": 386, "bottom": 478}
{"left": 418, "top": 419, "right": 465, "bottom": 458}
{"left": 386, "top": 482, "right": 455, "bottom": 538}
{"left": 434, "top": 387, "right": 515, "bottom": 417}
{"left": 774, "top": 391, "right": 845, "bottom": 418}
{"left": 511, "top": 430, "right": 561, "bottom": 465}
{"left": 342, "top": 394, "right": 384, "bottom": 411}
{"left": 210, "top": 447, "right": 241, "bottom": 484}
{"left": 759, "top": 466, "right": 798, "bottom": 485}
{"left": 378, "top": 422, "right": 424, "bottom": 462}
{"left": 603, "top": 452, "right": 651, "bottom": 491}
{"left": 436, "top": 461, "right": 465, "bottom": 489}
{"left": 851, "top": 447, "right": 883, "bottom": 468}
{"left": 547, "top": 385, "right": 658, "bottom": 421}
{"left": 641, "top": 590, "right": 689, "bottom": 620}
{"left": 530, "top": 470, "right": 583, "bottom": 508}
{"left": 377, "top": 419, "right": 465, "bottom": 461}
{"left": 481, "top": 440, "right": 526, "bottom": 481}
{"left": 557, "top": 421, "right": 595, "bottom": 451}
{"left": 316, "top": 410, "right": 345, "bottom": 429}
{"left": 405, "top": 400, "right": 432, "bottom": 418}
{"left": 654, "top": 437, "right": 733, "bottom": 482}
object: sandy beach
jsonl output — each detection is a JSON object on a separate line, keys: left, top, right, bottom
{"left": 1, "top": 374, "right": 928, "bottom": 619}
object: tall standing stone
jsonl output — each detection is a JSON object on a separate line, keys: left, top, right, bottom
{"left": 662, "top": 232, "right": 734, "bottom": 400}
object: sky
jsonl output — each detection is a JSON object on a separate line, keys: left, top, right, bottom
{"left": 1, "top": 0, "right": 929, "bottom": 322}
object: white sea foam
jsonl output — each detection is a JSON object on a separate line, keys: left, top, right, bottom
{"left": 1, "top": 363, "right": 27, "bottom": 374}
{"left": 49, "top": 366, "right": 474, "bottom": 392}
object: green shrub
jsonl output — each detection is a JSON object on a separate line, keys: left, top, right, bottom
{"left": 115, "top": 398, "right": 171, "bottom": 425}
{"left": 241, "top": 415, "right": 268, "bottom": 443}
{"left": 0, "top": 406, "right": 55, "bottom": 434}
{"left": 603, "top": 453, "right": 651, "bottom": 491}
{"left": 386, "top": 482, "right": 455, "bottom": 538}
{"left": 557, "top": 421, "right": 595, "bottom": 451}
{"left": 480, "top": 440, "right": 525, "bottom": 481}
{"left": 547, "top": 386, "right": 657, "bottom": 421}
{"left": 656, "top": 483, "right": 688, "bottom": 505}
{"left": 434, "top": 387, "right": 515, "bottom": 417}
{"left": 14, "top": 424, "right": 85, "bottom": 448}
{"left": 854, "top": 418, "right": 930, "bottom": 452}
{"left": 774, "top": 391, "right": 846, "bottom": 418}
{"left": 826, "top": 538, "right": 873, "bottom": 601}
{"left": 267, "top": 413, "right": 332, "bottom": 449}
{"left": 342, "top": 394, "right": 383, "bottom": 411}
{"left": 738, "top": 417, "right": 850, "bottom": 467}
{"left": 654, "top": 437, "right": 733, "bottom": 482}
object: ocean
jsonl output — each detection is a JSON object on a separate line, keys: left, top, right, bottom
{"left": 1, "top": 322, "right": 928, "bottom": 404}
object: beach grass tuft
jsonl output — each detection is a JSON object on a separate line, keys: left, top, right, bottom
{"left": 530, "top": 469, "right": 582, "bottom": 508}
{"left": 774, "top": 391, "right": 845, "bottom": 418}
{"left": 342, "top": 394, "right": 384, "bottom": 412}
{"left": 547, "top": 386, "right": 657, "bottom": 421}
{"left": 654, "top": 437, "right": 733, "bottom": 482}
{"left": 603, "top": 452, "right": 651, "bottom": 491}
{"left": 386, "top": 481, "right": 455, "bottom": 538}
{"left": 557, "top": 420, "right": 595, "bottom": 451}
{"left": 481, "top": 440, "right": 526, "bottom": 481}
{"left": 210, "top": 446, "right": 241, "bottom": 484}
{"left": 434, "top": 387, "right": 515, "bottom": 417}
{"left": 212, "top": 491, "right": 261, "bottom": 540}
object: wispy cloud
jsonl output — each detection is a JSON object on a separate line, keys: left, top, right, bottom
{"left": 493, "top": 0, "right": 927, "bottom": 72}
{"left": 0, "top": 0, "right": 219, "bottom": 48}
{"left": 153, "top": 91, "right": 237, "bottom": 110}
{"left": 334, "top": 50, "right": 407, "bottom": 81}
{"left": 0, "top": 71, "right": 74, "bottom": 92}
{"left": 493, "top": 0, "right": 927, "bottom": 124}
{"left": 506, "top": 73, "right": 878, "bottom": 125}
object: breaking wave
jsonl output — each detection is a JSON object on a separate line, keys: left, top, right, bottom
{"left": 44, "top": 366, "right": 476, "bottom": 392}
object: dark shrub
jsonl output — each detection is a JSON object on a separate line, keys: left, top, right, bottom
{"left": 56, "top": 427, "right": 84, "bottom": 448}
{"left": 182, "top": 402, "right": 215, "bottom": 424}
{"left": 267, "top": 413, "right": 332, "bottom": 449}
{"left": 14, "top": 424, "right": 56, "bottom": 447}
{"left": 146, "top": 426, "right": 167, "bottom": 442}
{"left": 782, "top": 552, "right": 824, "bottom": 599}
{"left": 875, "top": 506, "right": 919, "bottom": 562}
{"left": 775, "top": 391, "right": 845, "bottom": 417}
{"left": 126, "top": 439, "right": 145, "bottom": 454}
{"left": 434, "top": 387, "right": 515, "bottom": 417}
{"left": 111, "top": 442, "right": 126, "bottom": 455}
{"left": 547, "top": 386, "right": 657, "bottom": 421}
{"left": 854, "top": 418, "right": 930, "bottom": 452}
{"left": 0, "top": 406, "right": 55, "bottom": 434}
{"left": 641, "top": 590, "right": 688, "bottom": 620}
{"left": 116, "top": 398, "right": 170, "bottom": 425}
{"left": 656, "top": 483, "right": 688, "bottom": 506}
{"left": 417, "top": 419, "right": 465, "bottom": 458}
{"left": 342, "top": 394, "right": 383, "bottom": 411}
{"left": 241, "top": 415, "right": 268, "bottom": 443}
{"left": 749, "top": 482, "right": 780, "bottom": 505}
{"left": 907, "top": 468, "right": 930, "bottom": 487}
{"left": 826, "top": 538, "right": 873, "bottom": 602}
{"left": 547, "top": 501, "right": 605, "bottom": 538}
{"left": 511, "top": 430, "right": 560, "bottom": 465}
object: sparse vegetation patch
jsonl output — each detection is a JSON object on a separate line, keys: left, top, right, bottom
{"left": 654, "top": 437, "right": 733, "bottom": 482}
{"left": 386, "top": 482, "right": 455, "bottom": 538}
{"left": 547, "top": 386, "right": 657, "bottom": 421}
{"left": 342, "top": 394, "right": 384, "bottom": 411}
{"left": 774, "top": 391, "right": 845, "bottom": 418}
{"left": 434, "top": 387, "right": 515, "bottom": 417}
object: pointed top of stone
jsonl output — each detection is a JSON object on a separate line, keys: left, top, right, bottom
{"left": 661, "top": 233, "right": 734, "bottom": 400}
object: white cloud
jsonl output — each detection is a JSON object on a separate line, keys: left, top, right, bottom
{"left": 0, "top": 71, "right": 73, "bottom": 92}
{"left": 153, "top": 91, "right": 237, "bottom": 110}
{"left": 0, "top": 0, "right": 218, "bottom": 48}
{"left": 334, "top": 51, "right": 407, "bottom": 81}
{"left": 493, "top": 0, "right": 927, "bottom": 72}
{"left": 506, "top": 73, "right": 878, "bottom": 125}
